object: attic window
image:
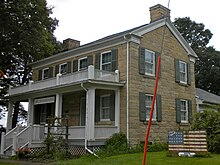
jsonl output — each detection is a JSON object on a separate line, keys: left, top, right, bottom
{"left": 145, "top": 49, "right": 156, "bottom": 76}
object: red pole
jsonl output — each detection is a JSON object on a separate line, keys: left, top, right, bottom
{"left": 142, "top": 56, "right": 161, "bottom": 165}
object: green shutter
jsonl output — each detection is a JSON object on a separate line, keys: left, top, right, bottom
{"left": 95, "top": 95, "right": 100, "bottom": 122}
{"left": 139, "top": 47, "right": 145, "bottom": 75}
{"left": 175, "top": 59, "right": 180, "bottom": 83}
{"left": 111, "top": 49, "right": 118, "bottom": 71}
{"left": 87, "top": 55, "right": 93, "bottom": 66}
{"left": 187, "top": 63, "right": 191, "bottom": 85}
{"left": 55, "top": 65, "right": 59, "bottom": 75}
{"left": 188, "top": 100, "right": 192, "bottom": 123}
{"left": 155, "top": 52, "right": 161, "bottom": 77}
{"left": 72, "top": 60, "right": 78, "bottom": 72}
{"left": 48, "top": 67, "right": 53, "bottom": 78}
{"left": 110, "top": 93, "right": 115, "bottom": 121}
{"left": 156, "top": 94, "right": 162, "bottom": 122}
{"left": 139, "top": 92, "right": 146, "bottom": 121}
{"left": 95, "top": 53, "right": 100, "bottom": 69}
{"left": 175, "top": 98, "right": 181, "bottom": 123}
{"left": 38, "top": 69, "right": 42, "bottom": 80}
{"left": 67, "top": 61, "right": 71, "bottom": 73}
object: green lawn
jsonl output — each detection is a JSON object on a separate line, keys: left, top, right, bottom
{"left": 56, "top": 152, "right": 220, "bottom": 165}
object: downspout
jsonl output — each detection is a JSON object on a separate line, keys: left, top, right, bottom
{"left": 80, "top": 83, "right": 98, "bottom": 157}
{"left": 124, "top": 35, "right": 130, "bottom": 144}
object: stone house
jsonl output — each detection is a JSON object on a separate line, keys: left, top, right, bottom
{"left": 1, "top": 4, "right": 197, "bottom": 155}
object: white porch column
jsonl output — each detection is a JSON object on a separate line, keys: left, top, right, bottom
{"left": 6, "top": 101, "right": 13, "bottom": 133}
{"left": 55, "top": 93, "right": 63, "bottom": 118}
{"left": 115, "top": 89, "right": 120, "bottom": 131}
{"left": 85, "top": 88, "right": 95, "bottom": 140}
{"left": 27, "top": 98, "right": 34, "bottom": 126}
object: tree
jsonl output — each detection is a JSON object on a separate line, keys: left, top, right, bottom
{"left": 0, "top": 0, "right": 61, "bottom": 126}
{"left": 173, "top": 17, "right": 220, "bottom": 95}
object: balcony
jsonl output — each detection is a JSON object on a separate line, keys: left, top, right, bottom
{"left": 9, "top": 65, "right": 120, "bottom": 96}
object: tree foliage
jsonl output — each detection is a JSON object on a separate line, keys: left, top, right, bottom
{"left": 0, "top": 0, "right": 61, "bottom": 124}
{"left": 174, "top": 17, "right": 220, "bottom": 95}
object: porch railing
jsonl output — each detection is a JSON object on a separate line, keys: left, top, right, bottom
{"left": 9, "top": 65, "right": 119, "bottom": 96}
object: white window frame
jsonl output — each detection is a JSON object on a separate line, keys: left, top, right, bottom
{"left": 179, "top": 61, "right": 187, "bottom": 84}
{"left": 180, "top": 99, "right": 188, "bottom": 123}
{"left": 42, "top": 68, "right": 49, "bottom": 80}
{"left": 100, "top": 50, "right": 112, "bottom": 72}
{"left": 78, "top": 57, "right": 88, "bottom": 71}
{"left": 100, "top": 94, "right": 111, "bottom": 121}
{"left": 59, "top": 63, "right": 67, "bottom": 74}
{"left": 144, "top": 49, "right": 156, "bottom": 76}
{"left": 145, "top": 94, "right": 157, "bottom": 121}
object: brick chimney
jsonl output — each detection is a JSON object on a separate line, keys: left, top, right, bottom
{"left": 63, "top": 38, "right": 80, "bottom": 50}
{"left": 149, "top": 4, "right": 170, "bottom": 22}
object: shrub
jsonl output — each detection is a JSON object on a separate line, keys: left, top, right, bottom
{"left": 16, "top": 147, "right": 31, "bottom": 160}
{"left": 192, "top": 110, "right": 220, "bottom": 153}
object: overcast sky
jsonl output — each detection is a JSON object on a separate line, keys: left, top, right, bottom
{"left": 47, "top": 0, "right": 220, "bottom": 50}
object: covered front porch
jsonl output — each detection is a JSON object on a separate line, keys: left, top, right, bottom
{"left": 1, "top": 66, "right": 124, "bottom": 155}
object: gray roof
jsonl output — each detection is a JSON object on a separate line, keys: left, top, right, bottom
{"left": 196, "top": 88, "right": 220, "bottom": 104}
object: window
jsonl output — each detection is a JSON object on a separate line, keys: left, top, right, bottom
{"left": 139, "top": 92, "right": 162, "bottom": 122}
{"left": 42, "top": 68, "right": 49, "bottom": 80}
{"left": 101, "top": 51, "right": 112, "bottom": 71}
{"left": 60, "top": 63, "right": 67, "bottom": 74}
{"left": 78, "top": 57, "right": 88, "bottom": 71}
{"left": 179, "top": 61, "right": 187, "bottom": 84}
{"left": 145, "top": 94, "right": 157, "bottom": 120}
{"left": 180, "top": 100, "right": 188, "bottom": 122}
{"left": 100, "top": 95, "right": 111, "bottom": 121}
{"left": 176, "top": 99, "right": 192, "bottom": 123}
{"left": 175, "top": 59, "right": 191, "bottom": 85}
{"left": 145, "top": 50, "right": 156, "bottom": 76}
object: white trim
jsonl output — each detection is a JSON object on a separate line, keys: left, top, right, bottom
{"left": 42, "top": 67, "right": 49, "bottom": 80}
{"left": 78, "top": 57, "right": 88, "bottom": 71}
{"left": 100, "top": 94, "right": 111, "bottom": 121}
{"left": 180, "top": 99, "right": 188, "bottom": 123}
{"left": 34, "top": 96, "right": 55, "bottom": 105}
{"left": 179, "top": 61, "right": 187, "bottom": 84}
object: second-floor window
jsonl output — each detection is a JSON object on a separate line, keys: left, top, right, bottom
{"left": 145, "top": 50, "right": 156, "bottom": 76}
{"left": 101, "top": 51, "right": 112, "bottom": 71}
{"left": 42, "top": 68, "right": 49, "bottom": 80}
{"left": 175, "top": 59, "right": 191, "bottom": 85}
{"left": 78, "top": 57, "right": 88, "bottom": 71}
{"left": 60, "top": 63, "right": 67, "bottom": 74}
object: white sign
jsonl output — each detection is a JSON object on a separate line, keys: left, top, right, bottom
{"left": 34, "top": 97, "right": 55, "bottom": 105}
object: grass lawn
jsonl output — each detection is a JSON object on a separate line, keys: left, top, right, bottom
{"left": 56, "top": 151, "right": 220, "bottom": 165}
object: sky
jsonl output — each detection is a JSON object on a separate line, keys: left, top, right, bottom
{"left": 47, "top": 0, "right": 220, "bottom": 50}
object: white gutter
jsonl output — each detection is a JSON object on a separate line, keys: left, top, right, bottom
{"left": 80, "top": 83, "right": 98, "bottom": 157}
{"left": 124, "top": 36, "right": 130, "bottom": 144}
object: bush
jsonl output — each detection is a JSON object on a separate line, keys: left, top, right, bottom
{"left": 192, "top": 110, "right": 220, "bottom": 153}
{"left": 16, "top": 147, "right": 31, "bottom": 160}
{"left": 98, "top": 133, "right": 129, "bottom": 156}
{"left": 132, "top": 141, "right": 167, "bottom": 153}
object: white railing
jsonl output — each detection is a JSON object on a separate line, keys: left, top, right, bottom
{"left": 16, "top": 126, "right": 30, "bottom": 149}
{"left": 9, "top": 65, "right": 119, "bottom": 96}
{"left": 94, "top": 126, "right": 118, "bottom": 139}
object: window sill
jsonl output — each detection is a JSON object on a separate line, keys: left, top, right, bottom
{"left": 179, "top": 122, "right": 190, "bottom": 126}
{"left": 96, "top": 120, "right": 114, "bottom": 125}
{"left": 142, "top": 120, "right": 158, "bottom": 125}
{"left": 143, "top": 75, "right": 156, "bottom": 80}
{"left": 177, "top": 82, "right": 189, "bottom": 87}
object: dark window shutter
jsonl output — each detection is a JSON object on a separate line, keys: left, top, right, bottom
{"left": 175, "top": 98, "right": 181, "bottom": 123}
{"left": 87, "top": 55, "right": 93, "bottom": 66}
{"left": 72, "top": 60, "right": 78, "bottom": 72}
{"left": 95, "top": 53, "right": 100, "bottom": 69}
{"left": 139, "top": 92, "right": 146, "bottom": 121}
{"left": 110, "top": 93, "right": 115, "bottom": 121}
{"left": 187, "top": 63, "right": 191, "bottom": 85}
{"left": 67, "top": 61, "right": 71, "bottom": 73}
{"left": 38, "top": 69, "right": 42, "bottom": 80}
{"left": 95, "top": 95, "right": 100, "bottom": 122}
{"left": 111, "top": 49, "right": 118, "bottom": 71}
{"left": 156, "top": 94, "right": 162, "bottom": 122}
{"left": 155, "top": 52, "right": 161, "bottom": 77}
{"left": 48, "top": 67, "right": 53, "bottom": 78}
{"left": 139, "top": 47, "right": 145, "bottom": 75}
{"left": 175, "top": 59, "right": 180, "bottom": 83}
{"left": 188, "top": 100, "right": 192, "bottom": 123}
{"left": 55, "top": 65, "right": 59, "bottom": 75}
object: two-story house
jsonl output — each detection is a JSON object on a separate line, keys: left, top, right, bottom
{"left": 1, "top": 4, "right": 197, "bottom": 156}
